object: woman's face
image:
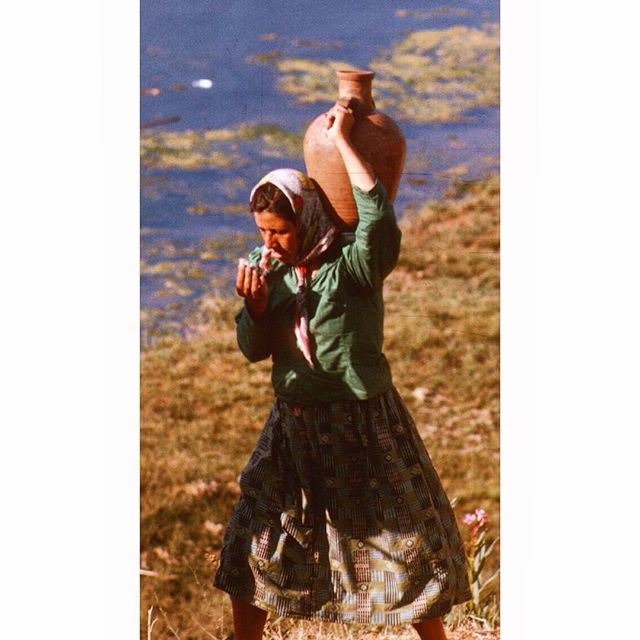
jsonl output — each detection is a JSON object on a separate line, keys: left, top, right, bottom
{"left": 253, "top": 210, "right": 299, "bottom": 264}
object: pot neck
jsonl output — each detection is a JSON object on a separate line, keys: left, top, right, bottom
{"left": 336, "top": 70, "right": 375, "bottom": 115}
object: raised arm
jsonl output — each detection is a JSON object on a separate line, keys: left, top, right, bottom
{"left": 326, "top": 103, "right": 375, "bottom": 192}
{"left": 326, "top": 104, "right": 402, "bottom": 289}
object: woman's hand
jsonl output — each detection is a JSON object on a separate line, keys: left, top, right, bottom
{"left": 236, "top": 262, "right": 269, "bottom": 321}
{"left": 325, "top": 102, "right": 376, "bottom": 192}
{"left": 326, "top": 103, "right": 355, "bottom": 144}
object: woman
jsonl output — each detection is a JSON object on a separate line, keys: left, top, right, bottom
{"left": 214, "top": 104, "right": 472, "bottom": 640}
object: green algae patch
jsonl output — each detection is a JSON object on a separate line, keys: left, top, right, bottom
{"left": 257, "top": 33, "right": 342, "bottom": 49}
{"left": 371, "top": 24, "right": 499, "bottom": 122}
{"left": 248, "top": 24, "right": 499, "bottom": 123}
{"left": 154, "top": 279, "right": 194, "bottom": 299}
{"left": 276, "top": 58, "right": 353, "bottom": 104}
{"left": 395, "top": 7, "right": 471, "bottom": 19}
{"left": 236, "top": 123, "right": 303, "bottom": 157}
{"left": 246, "top": 56, "right": 358, "bottom": 105}
{"left": 199, "top": 232, "right": 256, "bottom": 261}
{"left": 245, "top": 50, "right": 284, "bottom": 65}
{"left": 141, "top": 259, "right": 208, "bottom": 281}
{"left": 187, "top": 202, "right": 248, "bottom": 216}
{"left": 141, "top": 123, "right": 303, "bottom": 170}
{"left": 140, "top": 129, "right": 242, "bottom": 169}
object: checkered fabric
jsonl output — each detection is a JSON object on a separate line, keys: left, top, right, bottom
{"left": 213, "top": 387, "right": 472, "bottom": 624}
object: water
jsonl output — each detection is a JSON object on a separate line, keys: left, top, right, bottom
{"left": 141, "top": 0, "right": 499, "bottom": 339}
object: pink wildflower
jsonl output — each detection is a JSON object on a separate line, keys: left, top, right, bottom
{"left": 463, "top": 508, "right": 489, "bottom": 531}
{"left": 463, "top": 512, "right": 477, "bottom": 526}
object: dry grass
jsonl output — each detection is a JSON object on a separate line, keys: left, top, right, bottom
{"left": 141, "top": 176, "right": 500, "bottom": 638}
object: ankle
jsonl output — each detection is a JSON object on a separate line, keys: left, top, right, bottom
{"left": 412, "top": 616, "right": 447, "bottom": 640}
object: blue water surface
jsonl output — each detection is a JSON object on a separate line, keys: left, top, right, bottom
{"left": 140, "top": 0, "right": 499, "bottom": 338}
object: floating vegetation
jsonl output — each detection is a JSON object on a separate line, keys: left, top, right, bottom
{"left": 140, "top": 175, "right": 193, "bottom": 201}
{"left": 442, "top": 163, "right": 470, "bottom": 178}
{"left": 259, "top": 33, "right": 342, "bottom": 48}
{"left": 245, "top": 50, "right": 284, "bottom": 65}
{"left": 199, "top": 232, "right": 256, "bottom": 261}
{"left": 406, "top": 175, "right": 429, "bottom": 186}
{"left": 156, "top": 279, "right": 194, "bottom": 298}
{"left": 187, "top": 204, "right": 211, "bottom": 215}
{"left": 186, "top": 202, "right": 247, "bottom": 216}
{"left": 141, "top": 260, "right": 207, "bottom": 281}
{"left": 479, "top": 155, "right": 499, "bottom": 166}
{"left": 220, "top": 176, "right": 248, "bottom": 198}
{"left": 141, "top": 175, "right": 170, "bottom": 188}
{"left": 276, "top": 58, "right": 355, "bottom": 104}
{"left": 141, "top": 260, "right": 177, "bottom": 275}
{"left": 245, "top": 56, "right": 357, "bottom": 104}
{"left": 447, "top": 135, "right": 468, "bottom": 149}
{"left": 395, "top": 7, "right": 470, "bottom": 19}
{"left": 371, "top": 25, "right": 499, "bottom": 122}
{"left": 222, "top": 203, "right": 248, "bottom": 214}
{"left": 247, "top": 25, "right": 499, "bottom": 123}
{"left": 140, "top": 123, "right": 303, "bottom": 170}
{"left": 290, "top": 38, "right": 341, "bottom": 49}
{"left": 140, "top": 130, "right": 241, "bottom": 169}
{"left": 145, "top": 240, "right": 200, "bottom": 261}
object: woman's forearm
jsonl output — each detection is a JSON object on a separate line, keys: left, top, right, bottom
{"left": 334, "top": 137, "right": 376, "bottom": 192}
{"left": 326, "top": 103, "right": 376, "bottom": 192}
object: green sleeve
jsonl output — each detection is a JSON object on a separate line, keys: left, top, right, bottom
{"left": 341, "top": 180, "right": 402, "bottom": 289}
{"left": 236, "top": 304, "right": 271, "bottom": 362}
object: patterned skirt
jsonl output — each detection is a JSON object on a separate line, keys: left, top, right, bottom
{"left": 213, "top": 387, "right": 471, "bottom": 625}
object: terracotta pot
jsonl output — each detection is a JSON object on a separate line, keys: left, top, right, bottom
{"left": 303, "top": 69, "right": 406, "bottom": 229}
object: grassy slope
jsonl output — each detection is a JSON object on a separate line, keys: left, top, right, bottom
{"left": 140, "top": 175, "right": 500, "bottom": 639}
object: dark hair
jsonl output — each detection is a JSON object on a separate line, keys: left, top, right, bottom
{"left": 250, "top": 183, "right": 295, "bottom": 222}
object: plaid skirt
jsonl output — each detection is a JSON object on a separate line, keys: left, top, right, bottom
{"left": 213, "top": 387, "right": 471, "bottom": 625}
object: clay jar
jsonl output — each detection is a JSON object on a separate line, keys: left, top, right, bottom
{"left": 303, "top": 69, "right": 406, "bottom": 229}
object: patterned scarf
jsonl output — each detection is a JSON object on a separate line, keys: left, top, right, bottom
{"left": 249, "top": 169, "right": 338, "bottom": 367}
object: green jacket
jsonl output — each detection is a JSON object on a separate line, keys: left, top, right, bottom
{"left": 236, "top": 181, "right": 401, "bottom": 404}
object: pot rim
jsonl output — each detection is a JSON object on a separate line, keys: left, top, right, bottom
{"left": 336, "top": 69, "right": 375, "bottom": 81}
